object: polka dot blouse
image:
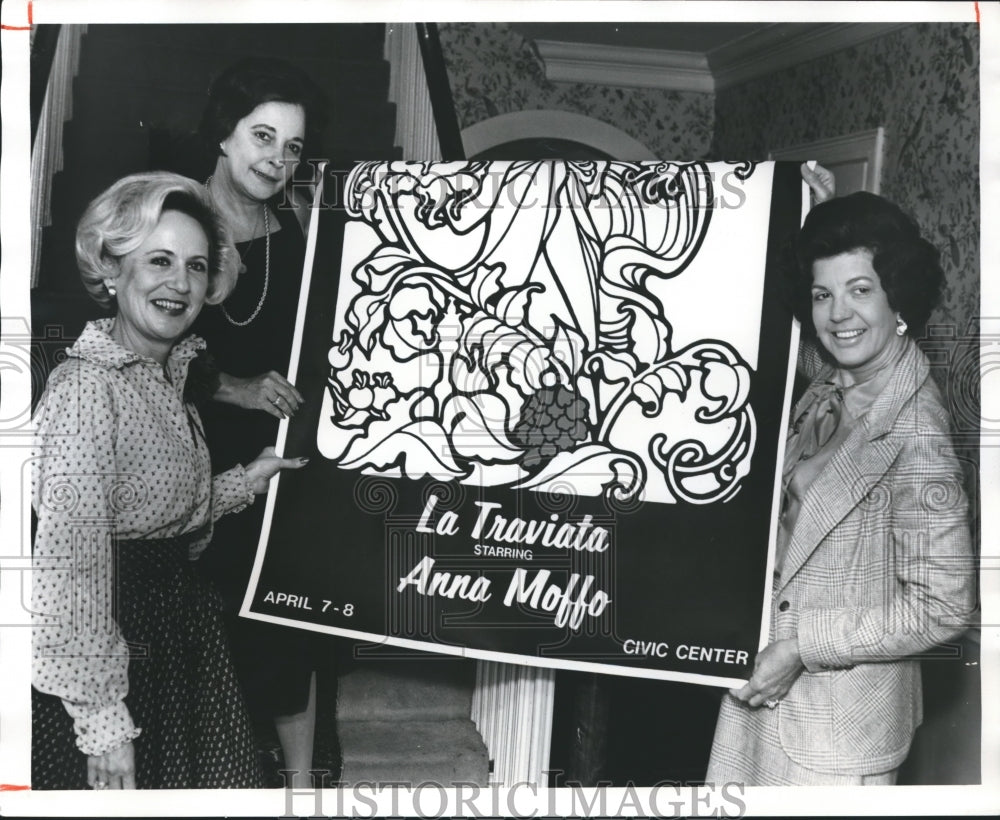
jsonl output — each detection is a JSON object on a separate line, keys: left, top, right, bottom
{"left": 31, "top": 319, "right": 256, "bottom": 757}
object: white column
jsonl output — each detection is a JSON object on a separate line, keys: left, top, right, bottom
{"left": 383, "top": 24, "right": 441, "bottom": 161}
{"left": 471, "top": 662, "right": 555, "bottom": 786}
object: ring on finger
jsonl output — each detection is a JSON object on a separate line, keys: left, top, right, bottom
{"left": 271, "top": 396, "right": 283, "bottom": 407}
{"left": 93, "top": 779, "right": 109, "bottom": 789}
{"left": 764, "top": 698, "right": 779, "bottom": 709}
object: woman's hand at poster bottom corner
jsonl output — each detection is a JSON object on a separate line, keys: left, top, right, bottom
{"left": 728, "top": 637, "right": 805, "bottom": 709}
{"left": 87, "top": 740, "right": 136, "bottom": 790}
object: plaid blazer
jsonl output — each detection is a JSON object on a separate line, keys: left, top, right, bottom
{"left": 769, "top": 338, "right": 976, "bottom": 775}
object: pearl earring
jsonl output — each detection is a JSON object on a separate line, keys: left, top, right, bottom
{"left": 895, "top": 315, "right": 907, "bottom": 336}
{"left": 105, "top": 281, "right": 117, "bottom": 298}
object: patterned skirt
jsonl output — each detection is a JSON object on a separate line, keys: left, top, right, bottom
{"left": 32, "top": 534, "right": 262, "bottom": 789}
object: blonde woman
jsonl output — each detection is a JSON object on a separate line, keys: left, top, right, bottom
{"left": 31, "top": 172, "right": 306, "bottom": 789}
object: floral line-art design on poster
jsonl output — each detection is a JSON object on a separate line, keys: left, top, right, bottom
{"left": 318, "top": 161, "right": 759, "bottom": 505}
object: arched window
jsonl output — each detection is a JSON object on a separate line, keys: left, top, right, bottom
{"left": 462, "top": 110, "right": 656, "bottom": 161}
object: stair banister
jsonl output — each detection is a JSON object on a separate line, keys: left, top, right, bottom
{"left": 30, "top": 24, "right": 87, "bottom": 288}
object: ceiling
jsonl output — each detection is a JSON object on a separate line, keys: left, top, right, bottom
{"left": 509, "top": 23, "right": 771, "bottom": 54}
{"left": 505, "top": 22, "right": 907, "bottom": 93}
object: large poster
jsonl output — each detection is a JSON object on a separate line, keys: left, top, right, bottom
{"left": 244, "top": 159, "right": 803, "bottom": 686}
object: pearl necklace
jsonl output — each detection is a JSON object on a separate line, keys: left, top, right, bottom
{"left": 205, "top": 175, "right": 271, "bottom": 327}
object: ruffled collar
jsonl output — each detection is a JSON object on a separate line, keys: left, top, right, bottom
{"left": 796, "top": 335, "right": 927, "bottom": 443}
{"left": 67, "top": 318, "right": 206, "bottom": 393}
{"left": 830, "top": 339, "right": 908, "bottom": 421}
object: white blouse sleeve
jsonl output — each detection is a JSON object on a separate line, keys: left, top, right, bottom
{"left": 211, "top": 464, "right": 256, "bottom": 521}
{"left": 32, "top": 366, "right": 141, "bottom": 756}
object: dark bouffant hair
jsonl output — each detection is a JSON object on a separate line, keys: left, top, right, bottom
{"left": 789, "top": 192, "right": 944, "bottom": 338}
{"left": 198, "top": 57, "right": 328, "bottom": 163}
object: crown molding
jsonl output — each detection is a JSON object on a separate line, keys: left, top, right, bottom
{"left": 708, "top": 23, "right": 910, "bottom": 90}
{"left": 534, "top": 39, "right": 714, "bottom": 93}
{"left": 533, "top": 24, "right": 910, "bottom": 94}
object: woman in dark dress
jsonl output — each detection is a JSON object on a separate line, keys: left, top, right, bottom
{"left": 190, "top": 57, "right": 332, "bottom": 787}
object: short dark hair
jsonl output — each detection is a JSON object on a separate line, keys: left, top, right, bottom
{"left": 199, "top": 57, "right": 328, "bottom": 163}
{"left": 788, "top": 192, "right": 944, "bottom": 338}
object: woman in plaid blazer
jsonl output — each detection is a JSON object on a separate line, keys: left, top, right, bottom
{"left": 707, "top": 192, "right": 976, "bottom": 785}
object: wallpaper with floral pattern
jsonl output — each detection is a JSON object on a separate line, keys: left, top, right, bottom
{"left": 714, "top": 24, "right": 979, "bottom": 350}
{"left": 438, "top": 23, "right": 715, "bottom": 160}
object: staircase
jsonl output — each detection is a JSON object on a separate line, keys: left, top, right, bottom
{"left": 37, "top": 22, "right": 398, "bottom": 298}
{"left": 32, "top": 23, "right": 488, "bottom": 787}
{"left": 337, "top": 653, "right": 488, "bottom": 785}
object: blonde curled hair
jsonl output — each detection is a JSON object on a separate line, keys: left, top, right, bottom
{"left": 75, "top": 172, "right": 239, "bottom": 309}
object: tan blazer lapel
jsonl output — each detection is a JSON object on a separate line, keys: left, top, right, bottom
{"left": 778, "top": 430, "right": 902, "bottom": 588}
{"left": 777, "top": 339, "right": 927, "bottom": 590}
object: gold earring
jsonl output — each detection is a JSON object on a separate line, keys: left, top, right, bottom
{"left": 105, "top": 280, "right": 117, "bottom": 298}
{"left": 895, "top": 315, "right": 907, "bottom": 336}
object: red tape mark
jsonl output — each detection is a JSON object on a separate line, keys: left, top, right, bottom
{"left": 975, "top": 1, "right": 981, "bottom": 24}
{"left": 0, "top": 0, "right": 32, "bottom": 30}
{"left": 0, "top": 784, "right": 31, "bottom": 791}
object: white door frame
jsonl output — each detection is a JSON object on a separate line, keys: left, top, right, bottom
{"left": 769, "top": 127, "right": 885, "bottom": 194}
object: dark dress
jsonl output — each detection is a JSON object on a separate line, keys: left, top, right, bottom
{"left": 194, "top": 203, "right": 333, "bottom": 720}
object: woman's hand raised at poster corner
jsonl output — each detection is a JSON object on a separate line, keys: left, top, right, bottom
{"left": 800, "top": 162, "right": 836, "bottom": 203}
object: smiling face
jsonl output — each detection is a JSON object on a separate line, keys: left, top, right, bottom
{"left": 110, "top": 209, "right": 210, "bottom": 363}
{"left": 811, "top": 248, "right": 903, "bottom": 379}
{"left": 218, "top": 100, "right": 306, "bottom": 201}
